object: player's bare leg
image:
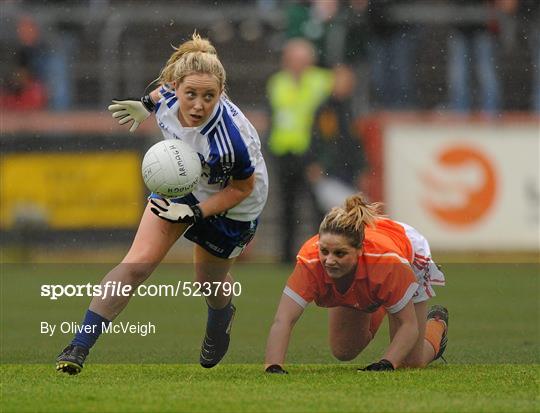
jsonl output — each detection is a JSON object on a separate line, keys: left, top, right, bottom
{"left": 89, "top": 204, "right": 188, "bottom": 319}
{"left": 194, "top": 245, "right": 237, "bottom": 368}
{"left": 425, "top": 305, "right": 449, "bottom": 361}
{"left": 389, "top": 301, "right": 448, "bottom": 368}
{"left": 328, "top": 306, "right": 372, "bottom": 361}
{"left": 56, "top": 203, "right": 187, "bottom": 375}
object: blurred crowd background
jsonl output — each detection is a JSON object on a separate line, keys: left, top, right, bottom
{"left": 2, "top": 0, "right": 539, "bottom": 113}
{"left": 1, "top": 0, "right": 539, "bottom": 262}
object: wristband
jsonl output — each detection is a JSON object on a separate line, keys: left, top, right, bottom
{"left": 141, "top": 94, "right": 156, "bottom": 112}
{"left": 191, "top": 204, "right": 204, "bottom": 223}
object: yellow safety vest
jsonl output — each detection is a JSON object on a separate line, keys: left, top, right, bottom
{"left": 267, "top": 67, "right": 333, "bottom": 155}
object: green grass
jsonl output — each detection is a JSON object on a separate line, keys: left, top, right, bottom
{"left": 1, "top": 262, "right": 539, "bottom": 412}
{"left": 1, "top": 364, "right": 538, "bottom": 412}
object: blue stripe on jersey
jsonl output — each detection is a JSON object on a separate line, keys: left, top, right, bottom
{"left": 200, "top": 104, "right": 222, "bottom": 135}
{"left": 202, "top": 102, "right": 254, "bottom": 184}
{"left": 155, "top": 100, "right": 162, "bottom": 112}
{"left": 216, "top": 122, "right": 231, "bottom": 165}
{"left": 219, "top": 108, "right": 254, "bottom": 180}
{"left": 213, "top": 125, "right": 228, "bottom": 164}
{"left": 159, "top": 85, "right": 177, "bottom": 109}
{"left": 206, "top": 130, "right": 228, "bottom": 185}
{"left": 159, "top": 86, "right": 175, "bottom": 99}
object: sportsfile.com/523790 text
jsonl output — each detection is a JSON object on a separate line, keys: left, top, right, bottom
{"left": 40, "top": 281, "right": 242, "bottom": 300}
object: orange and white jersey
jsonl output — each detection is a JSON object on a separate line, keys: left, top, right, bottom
{"left": 284, "top": 219, "right": 445, "bottom": 314}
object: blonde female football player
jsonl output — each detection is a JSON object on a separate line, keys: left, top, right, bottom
{"left": 264, "top": 194, "right": 447, "bottom": 374}
{"left": 56, "top": 32, "right": 268, "bottom": 374}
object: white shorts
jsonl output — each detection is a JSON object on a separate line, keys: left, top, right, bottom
{"left": 398, "top": 222, "right": 446, "bottom": 304}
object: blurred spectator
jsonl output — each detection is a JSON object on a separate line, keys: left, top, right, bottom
{"left": 284, "top": 1, "right": 368, "bottom": 66}
{"left": 367, "top": 0, "right": 420, "bottom": 110}
{"left": 284, "top": 1, "right": 354, "bottom": 66}
{"left": 45, "top": 23, "right": 75, "bottom": 111}
{"left": 343, "top": 0, "right": 371, "bottom": 115}
{"left": 308, "top": 0, "right": 346, "bottom": 66}
{"left": 266, "top": 38, "right": 333, "bottom": 263}
{"left": 518, "top": 0, "right": 540, "bottom": 112}
{"left": 285, "top": 1, "right": 307, "bottom": 37}
{"left": 0, "top": 64, "right": 47, "bottom": 110}
{"left": 14, "top": 15, "right": 46, "bottom": 75}
{"left": 9, "top": 14, "right": 73, "bottom": 111}
{"left": 445, "top": 0, "right": 517, "bottom": 114}
{"left": 1, "top": 16, "right": 48, "bottom": 110}
{"left": 307, "top": 65, "right": 369, "bottom": 222}
{"left": 284, "top": 0, "right": 371, "bottom": 114}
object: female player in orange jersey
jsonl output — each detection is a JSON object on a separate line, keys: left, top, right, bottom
{"left": 264, "top": 194, "right": 448, "bottom": 373}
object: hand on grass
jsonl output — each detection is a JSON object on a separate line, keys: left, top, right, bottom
{"left": 360, "top": 359, "right": 395, "bottom": 372}
{"left": 265, "top": 364, "right": 288, "bottom": 374}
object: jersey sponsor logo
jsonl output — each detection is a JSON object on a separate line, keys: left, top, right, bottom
{"left": 158, "top": 121, "right": 182, "bottom": 140}
{"left": 205, "top": 162, "right": 231, "bottom": 185}
{"left": 204, "top": 241, "right": 225, "bottom": 254}
{"left": 223, "top": 99, "right": 238, "bottom": 117}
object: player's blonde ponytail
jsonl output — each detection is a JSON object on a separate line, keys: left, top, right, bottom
{"left": 319, "top": 194, "right": 383, "bottom": 248}
{"left": 157, "top": 31, "right": 226, "bottom": 90}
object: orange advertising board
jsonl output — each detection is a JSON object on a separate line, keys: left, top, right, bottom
{"left": 384, "top": 122, "right": 539, "bottom": 250}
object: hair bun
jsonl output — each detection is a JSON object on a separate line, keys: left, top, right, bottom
{"left": 344, "top": 194, "right": 368, "bottom": 212}
{"left": 157, "top": 31, "right": 225, "bottom": 88}
{"left": 184, "top": 31, "right": 217, "bottom": 55}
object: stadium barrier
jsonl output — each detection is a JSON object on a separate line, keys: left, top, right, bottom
{"left": 2, "top": 111, "right": 538, "bottom": 254}
{"left": 1, "top": 112, "right": 160, "bottom": 247}
{"left": 0, "top": 111, "right": 273, "bottom": 260}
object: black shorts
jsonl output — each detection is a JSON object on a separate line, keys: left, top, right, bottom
{"left": 149, "top": 193, "right": 258, "bottom": 259}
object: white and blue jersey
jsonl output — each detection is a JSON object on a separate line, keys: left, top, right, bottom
{"left": 154, "top": 86, "right": 268, "bottom": 222}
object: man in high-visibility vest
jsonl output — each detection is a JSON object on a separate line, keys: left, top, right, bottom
{"left": 267, "top": 38, "right": 333, "bottom": 262}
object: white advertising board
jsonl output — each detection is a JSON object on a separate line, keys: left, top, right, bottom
{"left": 384, "top": 123, "right": 539, "bottom": 250}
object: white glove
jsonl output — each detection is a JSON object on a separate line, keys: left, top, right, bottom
{"left": 108, "top": 99, "right": 152, "bottom": 133}
{"left": 149, "top": 198, "right": 204, "bottom": 224}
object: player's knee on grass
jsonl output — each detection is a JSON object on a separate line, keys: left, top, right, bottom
{"left": 331, "top": 348, "right": 361, "bottom": 361}
{"left": 329, "top": 329, "right": 372, "bottom": 361}
{"left": 331, "top": 336, "right": 371, "bottom": 361}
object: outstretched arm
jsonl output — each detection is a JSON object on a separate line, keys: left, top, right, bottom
{"left": 383, "top": 300, "right": 419, "bottom": 368}
{"left": 264, "top": 293, "right": 305, "bottom": 371}
{"left": 107, "top": 87, "right": 162, "bottom": 133}
{"left": 361, "top": 300, "right": 418, "bottom": 371}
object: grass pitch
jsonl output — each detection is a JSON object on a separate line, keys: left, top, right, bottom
{"left": 2, "top": 364, "right": 538, "bottom": 412}
{"left": 1, "top": 262, "right": 539, "bottom": 412}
